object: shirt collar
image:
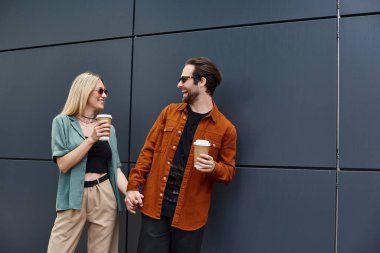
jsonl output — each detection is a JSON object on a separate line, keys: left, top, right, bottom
{"left": 177, "top": 102, "right": 219, "bottom": 123}
{"left": 68, "top": 115, "right": 85, "bottom": 139}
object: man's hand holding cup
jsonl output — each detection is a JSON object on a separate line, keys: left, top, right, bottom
{"left": 194, "top": 139, "right": 215, "bottom": 172}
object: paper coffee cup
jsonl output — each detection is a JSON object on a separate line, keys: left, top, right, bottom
{"left": 193, "top": 139, "right": 211, "bottom": 166}
{"left": 96, "top": 114, "right": 112, "bottom": 141}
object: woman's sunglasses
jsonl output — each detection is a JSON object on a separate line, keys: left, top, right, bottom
{"left": 94, "top": 87, "right": 108, "bottom": 95}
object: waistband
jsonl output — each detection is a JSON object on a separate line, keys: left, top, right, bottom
{"left": 84, "top": 174, "right": 108, "bottom": 188}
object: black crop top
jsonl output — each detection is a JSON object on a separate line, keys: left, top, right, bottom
{"left": 85, "top": 140, "right": 112, "bottom": 173}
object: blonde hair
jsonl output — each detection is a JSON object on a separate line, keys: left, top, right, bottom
{"left": 61, "top": 72, "right": 104, "bottom": 116}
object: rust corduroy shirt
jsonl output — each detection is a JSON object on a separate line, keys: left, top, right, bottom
{"left": 127, "top": 102, "right": 237, "bottom": 231}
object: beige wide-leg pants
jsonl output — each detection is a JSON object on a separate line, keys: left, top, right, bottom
{"left": 47, "top": 179, "right": 118, "bottom": 253}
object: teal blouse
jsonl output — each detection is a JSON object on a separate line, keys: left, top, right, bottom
{"left": 51, "top": 114, "right": 122, "bottom": 212}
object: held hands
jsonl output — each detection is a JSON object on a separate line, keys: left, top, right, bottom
{"left": 88, "top": 120, "right": 111, "bottom": 143}
{"left": 125, "top": 191, "right": 144, "bottom": 214}
{"left": 195, "top": 154, "right": 215, "bottom": 173}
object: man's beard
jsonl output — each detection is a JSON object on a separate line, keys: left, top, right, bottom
{"left": 182, "top": 89, "right": 199, "bottom": 104}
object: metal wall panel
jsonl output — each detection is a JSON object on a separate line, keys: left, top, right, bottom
{"left": 126, "top": 167, "right": 336, "bottom": 253}
{"left": 0, "top": 39, "right": 132, "bottom": 161}
{"left": 0, "top": 160, "right": 127, "bottom": 252}
{"left": 131, "top": 19, "right": 337, "bottom": 167}
{"left": 0, "top": 0, "right": 134, "bottom": 50}
{"left": 340, "top": 15, "right": 380, "bottom": 169}
{"left": 338, "top": 171, "right": 380, "bottom": 253}
{"left": 134, "top": 0, "right": 335, "bottom": 35}
{"left": 201, "top": 167, "right": 336, "bottom": 253}
{"left": 341, "top": 0, "right": 380, "bottom": 15}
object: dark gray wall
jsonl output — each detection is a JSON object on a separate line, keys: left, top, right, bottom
{"left": 338, "top": 171, "right": 380, "bottom": 253}
{"left": 1, "top": 0, "right": 379, "bottom": 253}
{"left": 340, "top": 15, "right": 380, "bottom": 169}
{"left": 0, "top": 0, "right": 134, "bottom": 50}
{"left": 341, "top": 0, "right": 380, "bottom": 15}
{"left": 134, "top": 0, "right": 335, "bottom": 35}
{"left": 131, "top": 19, "right": 337, "bottom": 167}
{"left": 203, "top": 168, "right": 336, "bottom": 253}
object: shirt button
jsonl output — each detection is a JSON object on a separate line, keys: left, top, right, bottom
{"left": 213, "top": 144, "right": 216, "bottom": 147}
{"left": 167, "top": 161, "right": 171, "bottom": 165}
{"left": 183, "top": 116, "right": 187, "bottom": 120}
{"left": 160, "top": 193, "right": 163, "bottom": 197}
{"left": 163, "top": 176, "right": 167, "bottom": 181}
{"left": 178, "top": 130, "right": 182, "bottom": 134}
{"left": 172, "top": 145, "right": 176, "bottom": 150}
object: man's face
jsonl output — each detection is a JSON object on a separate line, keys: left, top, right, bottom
{"left": 177, "top": 64, "right": 199, "bottom": 104}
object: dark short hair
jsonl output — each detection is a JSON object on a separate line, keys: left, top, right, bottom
{"left": 185, "top": 57, "right": 222, "bottom": 96}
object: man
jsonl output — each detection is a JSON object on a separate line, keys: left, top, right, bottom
{"left": 126, "top": 57, "right": 237, "bottom": 253}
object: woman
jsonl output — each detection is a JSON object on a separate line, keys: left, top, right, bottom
{"left": 47, "top": 72, "right": 128, "bottom": 253}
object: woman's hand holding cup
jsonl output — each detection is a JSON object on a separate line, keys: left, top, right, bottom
{"left": 88, "top": 115, "right": 112, "bottom": 143}
{"left": 95, "top": 114, "right": 112, "bottom": 141}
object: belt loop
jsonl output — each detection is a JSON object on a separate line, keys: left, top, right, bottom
{"left": 97, "top": 178, "right": 101, "bottom": 188}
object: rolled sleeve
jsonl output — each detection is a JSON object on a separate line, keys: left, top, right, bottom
{"left": 210, "top": 124, "right": 237, "bottom": 183}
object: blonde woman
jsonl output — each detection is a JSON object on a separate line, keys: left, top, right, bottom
{"left": 47, "top": 72, "right": 128, "bottom": 253}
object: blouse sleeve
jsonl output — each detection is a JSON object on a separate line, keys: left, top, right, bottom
{"left": 51, "top": 115, "right": 70, "bottom": 161}
{"left": 110, "top": 125, "right": 122, "bottom": 168}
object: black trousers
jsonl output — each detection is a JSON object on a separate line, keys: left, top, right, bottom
{"left": 137, "top": 214, "right": 205, "bottom": 253}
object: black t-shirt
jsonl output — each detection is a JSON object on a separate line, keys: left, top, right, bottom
{"left": 161, "top": 105, "right": 209, "bottom": 218}
{"left": 85, "top": 140, "right": 112, "bottom": 174}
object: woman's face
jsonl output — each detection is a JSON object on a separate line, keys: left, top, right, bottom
{"left": 87, "top": 79, "right": 107, "bottom": 111}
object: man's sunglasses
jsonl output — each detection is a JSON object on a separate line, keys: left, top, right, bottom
{"left": 94, "top": 87, "right": 108, "bottom": 95}
{"left": 179, "top": 76, "right": 198, "bottom": 83}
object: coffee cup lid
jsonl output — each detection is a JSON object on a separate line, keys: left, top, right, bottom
{"left": 96, "top": 114, "right": 112, "bottom": 119}
{"left": 194, "top": 139, "right": 211, "bottom": 146}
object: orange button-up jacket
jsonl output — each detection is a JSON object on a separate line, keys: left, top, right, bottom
{"left": 127, "top": 102, "right": 237, "bottom": 231}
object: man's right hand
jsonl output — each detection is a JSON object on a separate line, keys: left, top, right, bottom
{"left": 125, "top": 190, "right": 144, "bottom": 214}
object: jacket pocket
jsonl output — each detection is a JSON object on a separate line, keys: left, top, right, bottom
{"left": 204, "top": 132, "right": 222, "bottom": 159}
{"left": 155, "top": 126, "right": 174, "bottom": 153}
